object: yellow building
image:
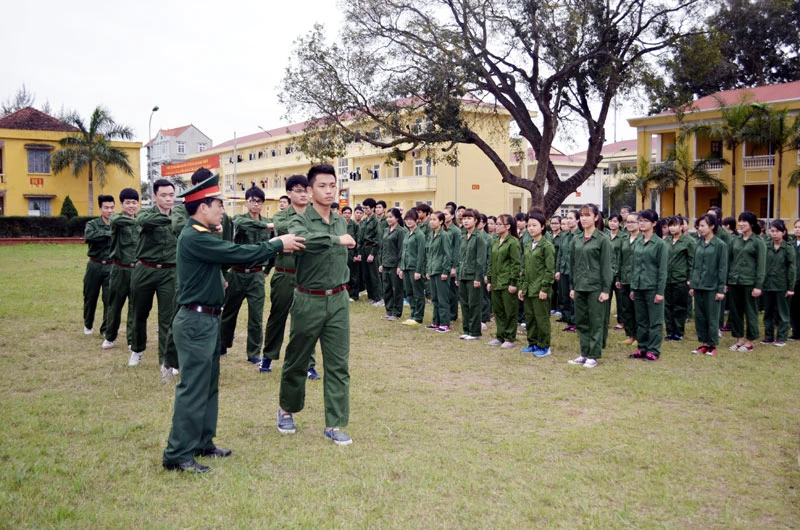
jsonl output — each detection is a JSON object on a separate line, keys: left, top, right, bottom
{"left": 183, "top": 102, "right": 533, "bottom": 218}
{"left": 0, "top": 108, "right": 142, "bottom": 217}
{"left": 628, "top": 80, "right": 800, "bottom": 221}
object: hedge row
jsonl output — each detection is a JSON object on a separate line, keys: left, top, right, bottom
{"left": 0, "top": 216, "right": 96, "bottom": 238}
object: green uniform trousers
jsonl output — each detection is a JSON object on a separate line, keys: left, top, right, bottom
{"left": 633, "top": 289, "right": 665, "bottom": 357}
{"left": 362, "top": 259, "right": 382, "bottom": 301}
{"left": 162, "top": 286, "right": 181, "bottom": 370}
{"left": 616, "top": 284, "right": 637, "bottom": 338}
{"left": 402, "top": 272, "right": 425, "bottom": 323}
{"left": 280, "top": 290, "right": 349, "bottom": 427}
{"left": 83, "top": 261, "right": 111, "bottom": 334}
{"left": 431, "top": 276, "right": 451, "bottom": 327}
{"left": 559, "top": 274, "right": 574, "bottom": 325}
{"left": 381, "top": 267, "right": 404, "bottom": 318}
{"left": 573, "top": 290, "right": 606, "bottom": 359}
{"left": 763, "top": 291, "right": 791, "bottom": 342}
{"left": 263, "top": 271, "right": 316, "bottom": 367}
{"left": 221, "top": 270, "right": 265, "bottom": 361}
{"left": 163, "top": 308, "right": 220, "bottom": 466}
{"left": 482, "top": 285, "right": 492, "bottom": 324}
{"left": 130, "top": 265, "right": 176, "bottom": 364}
{"left": 665, "top": 282, "right": 689, "bottom": 337}
{"left": 347, "top": 260, "right": 362, "bottom": 301}
{"left": 694, "top": 290, "right": 721, "bottom": 346}
{"left": 524, "top": 294, "right": 551, "bottom": 348}
{"left": 459, "top": 280, "right": 483, "bottom": 337}
{"left": 791, "top": 283, "right": 800, "bottom": 338}
{"left": 727, "top": 285, "right": 760, "bottom": 341}
{"left": 449, "top": 276, "right": 459, "bottom": 322}
{"left": 491, "top": 289, "right": 517, "bottom": 342}
{"left": 104, "top": 265, "right": 134, "bottom": 344}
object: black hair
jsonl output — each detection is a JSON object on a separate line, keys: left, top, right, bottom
{"left": 457, "top": 205, "right": 465, "bottom": 211}
{"left": 307, "top": 164, "right": 336, "bottom": 185}
{"left": 279, "top": 195, "right": 290, "bottom": 203}
{"left": 551, "top": 215, "right": 562, "bottom": 223}
{"left": 354, "top": 205, "right": 363, "bottom": 212}
{"left": 478, "top": 213, "right": 488, "bottom": 231}
{"left": 362, "top": 198, "right": 377, "bottom": 208}
{"left": 737, "top": 210, "right": 760, "bottom": 235}
{"left": 707, "top": 206, "right": 722, "bottom": 220}
{"left": 386, "top": 207, "right": 404, "bottom": 227}
{"left": 190, "top": 167, "right": 213, "bottom": 185}
{"left": 638, "top": 208, "right": 661, "bottom": 237}
{"left": 461, "top": 208, "right": 478, "bottom": 220}
{"left": 97, "top": 194, "right": 115, "bottom": 207}
{"left": 608, "top": 213, "right": 623, "bottom": 224}
{"left": 667, "top": 215, "right": 682, "bottom": 227}
{"left": 579, "top": 204, "right": 604, "bottom": 231}
{"left": 528, "top": 212, "right": 547, "bottom": 230}
{"left": 330, "top": 202, "right": 339, "bottom": 210}
{"left": 620, "top": 205, "right": 632, "bottom": 213}
{"left": 697, "top": 213, "right": 719, "bottom": 234}
{"left": 433, "top": 211, "right": 447, "bottom": 230}
{"left": 245, "top": 187, "right": 265, "bottom": 201}
{"left": 153, "top": 179, "right": 174, "bottom": 194}
{"left": 286, "top": 175, "right": 309, "bottom": 192}
{"left": 497, "top": 214, "right": 518, "bottom": 239}
{"left": 415, "top": 203, "right": 431, "bottom": 215}
{"left": 445, "top": 201, "right": 457, "bottom": 211}
{"left": 185, "top": 197, "right": 218, "bottom": 216}
{"left": 514, "top": 212, "right": 528, "bottom": 223}
{"left": 342, "top": 206, "right": 353, "bottom": 214}
{"left": 376, "top": 200, "right": 387, "bottom": 209}
{"left": 527, "top": 206, "right": 545, "bottom": 217}
{"left": 404, "top": 209, "right": 418, "bottom": 221}
{"left": 721, "top": 216, "right": 738, "bottom": 235}
{"left": 119, "top": 188, "right": 139, "bottom": 202}
{"left": 770, "top": 219, "right": 788, "bottom": 241}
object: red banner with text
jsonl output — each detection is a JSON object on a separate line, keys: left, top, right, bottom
{"left": 160, "top": 155, "right": 220, "bottom": 177}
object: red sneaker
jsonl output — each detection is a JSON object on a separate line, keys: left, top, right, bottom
{"left": 705, "top": 348, "right": 717, "bottom": 356}
{"left": 644, "top": 352, "right": 659, "bottom": 361}
{"left": 629, "top": 350, "right": 645, "bottom": 359}
{"left": 691, "top": 345, "right": 708, "bottom": 354}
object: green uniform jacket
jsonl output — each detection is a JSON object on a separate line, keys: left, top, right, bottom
{"left": 631, "top": 235, "right": 668, "bottom": 295}
{"left": 795, "top": 239, "right": 800, "bottom": 288}
{"left": 616, "top": 233, "right": 640, "bottom": 284}
{"left": 108, "top": 214, "right": 138, "bottom": 264}
{"left": 727, "top": 235, "right": 766, "bottom": 288}
{"left": 666, "top": 234, "right": 695, "bottom": 283}
{"left": 426, "top": 229, "right": 452, "bottom": 277}
{"left": 380, "top": 225, "right": 406, "bottom": 268}
{"left": 569, "top": 230, "right": 612, "bottom": 292}
{"left": 488, "top": 235, "right": 521, "bottom": 289}
{"left": 519, "top": 238, "right": 555, "bottom": 297}
{"left": 136, "top": 206, "right": 177, "bottom": 263}
{"left": 358, "top": 214, "right": 380, "bottom": 258}
{"left": 552, "top": 232, "right": 563, "bottom": 271}
{"left": 85, "top": 217, "right": 112, "bottom": 259}
{"left": 232, "top": 214, "right": 273, "bottom": 268}
{"left": 176, "top": 220, "right": 283, "bottom": 307}
{"left": 690, "top": 236, "right": 728, "bottom": 293}
{"left": 608, "top": 232, "right": 622, "bottom": 277}
{"left": 556, "top": 231, "right": 573, "bottom": 275}
{"left": 400, "top": 228, "right": 426, "bottom": 272}
{"left": 763, "top": 240, "right": 796, "bottom": 291}
{"left": 172, "top": 204, "right": 232, "bottom": 242}
{"left": 346, "top": 219, "right": 359, "bottom": 262}
{"left": 289, "top": 208, "right": 349, "bottom": 290}
{"left": 272, "top": 206, "right": 300, "bottom": 270}
{"left": 418, "top": 220, "right": 432, "bottom": 241}
{"left": 480, "top": 231, "right": 492, "bottom": 276}
{"left": 457, "top": 231, "right": 488, "bottom": 281}
{"left": 447, "top": 223, "right": 461, "bottom": 271}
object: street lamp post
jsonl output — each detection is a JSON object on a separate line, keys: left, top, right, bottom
{"left": 605, "top": 146, "right": 627, "bottom": 216}
{"left": 147, "top": 105, "right": 159, "bottom": 201}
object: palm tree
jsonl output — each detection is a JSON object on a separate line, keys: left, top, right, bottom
{"left": 609, "top": 157, "right": 661, "bottom": 210}
{"left": 51, "top": 106, "right": 134, "bottom": 215}
{"left": 648, "top": 137, "right": 728, "bottom": 219}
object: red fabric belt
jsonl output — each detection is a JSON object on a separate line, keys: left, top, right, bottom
{"left": 138, "top": 260, "right": 175, "bottom": 269}
{"left": 363, "top": 242, "right": 375, "bottom": 247}
{"left": 183, "top": 304, "right": 223, "bottom": 316}
{"left": 113, "top": 260, "right": 136, "bottom": 268}
{"left": 231, "top": 266, "right": 263, "bottom": 274}
{"left": 296, "top": 284, "right": 348, "bottom": 296}
{"left": 89, "top": 258, "right": 112, "bottom": 265}
{"left": 275, "top": 267, "right": 297, "bottom": 274}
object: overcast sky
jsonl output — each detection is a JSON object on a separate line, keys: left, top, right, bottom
{"left": 2, "top": 0, "right": 638, "bottom": 170}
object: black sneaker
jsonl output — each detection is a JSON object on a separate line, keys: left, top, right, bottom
{"left": 307, "top": 366, "right": 320, "bottom": 380}
{"left": 259, "top": 358, "right": 272, "bottom": 373}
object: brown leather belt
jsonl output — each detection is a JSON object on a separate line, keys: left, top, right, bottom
{"left": 296, "top": 284, "right": 348, "bottom": 296}
{"left": 139, "top": 260, "right": 175, "bottom": 269}
{"left": 113, "top": 260, "right": 136, "bottom": 268}
{"left": 89, "top": 258, "right": 112, "bottom": 265}
{"left": 183, "top": 304, "right": 223, "bottom": 316}
{"left": 363, "top": 242, "right": 375, "bottom": 247}
{"left": 275, "top": 267, "right": 297, "bottom": 274}
{"left": 231, "top": 266, "right": 263, "bottom": 274}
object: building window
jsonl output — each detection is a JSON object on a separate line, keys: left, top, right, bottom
{"left": 177, "top": 142, "right": 186, "bottom": 154}
{"left": 0, "top": 147, "right": 4, "bottom": 181}
{"left": 27, "top": 149, "right": 50, "bottom": 174}
{"left": 198, "top": 143, "right": 207, "bottom": 152}
{"left": 414, "top": 160, "right": 423, "bottom": 176}
{"left": 425, "top": 158, "right": 432, "bottom": 176}
{"left": 28, "top": 198, "right": 51, "bottom": 216}
{"left": 392, "top": 163, "right": 400, "bottom": 178}
{"left": 338, "top": 157, "right": 348, "bottom": 177}
{"left": 372, "top": 164, "right": 381, "bottom": 179}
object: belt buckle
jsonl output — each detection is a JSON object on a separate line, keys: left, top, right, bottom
{"left": 325, "top": 289, "right": 333, "bottom": 296}
{"left": 156, "top": 263, "right": 163, "bottom": 269}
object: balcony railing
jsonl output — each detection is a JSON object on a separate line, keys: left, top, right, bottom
{"left": 743, "top": 155, "right": 774, "bottom": 168}
{"left": 695, "top": 159, "right": 724, "bottom": 170}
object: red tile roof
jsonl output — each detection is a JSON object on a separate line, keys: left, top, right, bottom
{"left": 0, "top": 107, "right": 77, "bottom": 132}
{"left": 212, "top": 121, "right": 311, "bottom": 150}
{"left": 145, "top": 124, "right": 198, "bottom": 147}
{"left": 690, "top": 80, "right": 800, "bottom": 111}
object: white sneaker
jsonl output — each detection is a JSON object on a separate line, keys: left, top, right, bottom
{"left": 464, "top": 335, "right": 479, "bottom": 341}
{"left": 568, "top": 356, "right": 587, "bottom": 365}
{"left": 84, "top": 327, "right": 93, "bottom": 335}
{"left": 171, "top": 368, "right": 179, "bottom": 376}
{"left": 481, "top": 323, "right": 488, "bottom": 331}
{"left": 101, "top": 340, "right": 114, "bottom": 349}
{"left": 500, "top": 341, "right": 516, "bottom": 349}
{"left": 375, "top": 300, "right": 385, "bottom": 307}
{"left": 160, "top": 364, "right": 173, "bottom": 382}
{"left": 487, "top": 339, "right": 502, "bottom": 346}
{"left": 584, "top": 359, "right": 598, "bottom": 368}
{"left": 459, "top": 334, "right": 470, "bottom": 339}
{"left": 128, "top": 351, "right": 143, "bottom": 366}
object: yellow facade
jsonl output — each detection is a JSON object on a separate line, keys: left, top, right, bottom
{"left": 0, "top": 128, "right": 142, "bottom": 217}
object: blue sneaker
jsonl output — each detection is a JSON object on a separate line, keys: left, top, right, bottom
{"left": 324, "top": 428, "right": 352, "bottom": 446}
{"left": 259, "top": 358, "right": 272, "bottom": 373}
{"left": 533, "top": 347, "right": 551, "bottom": 357}
{"left": 277, "top": 410, "right": 296, "bottom": 434}
{"left": 521, "top": 345, "right": 536, "bottom": 354}
{"left": 307, "top": 366, "right": 320, "bottom": 380}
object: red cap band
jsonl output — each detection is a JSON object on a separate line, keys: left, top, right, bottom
{"left": 183, "top": 185, "right": 221, "bottom": 203}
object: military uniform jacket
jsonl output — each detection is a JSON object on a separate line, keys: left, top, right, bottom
{"left": 631, "top": 235, "right": 668, "bottom": 294}
{"left": 358, "top": 214, "right": 380, "bottom": 258}
{"left": 520, "top": 238, "right": 555, "bottom": 297}
{"left": 556, "top": 231, "right": 573, "bottom": 275}
{"left": 447, "top": 223, "right": 461, "bottom": 271}
{"left": 109, "top": 214, "right": 138, "bottom": 264}
{"left": 763, "top": 240, "right": 796, "bottom": 291}
{"left": 172, "top": 204, "right": 233, "bottom": 242}
{"left": 690, "top": 236, "right": 728, "bottom": 293}
{"left": 795, "top": 238, "right": 800, "bottom": 288}
{"left": 457, "top": 231, "right": 488, "bottom": 281}
{"left": 233, "top": 214, "right": 273, "bottom": 268}
{"left": 84, "top": 217, "right": 112, "bottom": 259}
{"left": 608, "top": 231, "right": 623, "bottom": 277}
{"left": 616, "top": 233, "right": 641, "bottom": 285}
{"left": 418, "top": 220, "right": 432, "bottom": 242}
{"left": 176, "top": 219, "right": 283, "bottom": 307}
{"left": 426, "top": 229, "right": 453, "bottom": 277}
{"left": 400, "top": 228, "right": 426, "bottom": 273}
{"left": 666, "top": 234, "right": 695, "bottom": 283}
{"left": 480, "top": 230, "right": 492, "bottom": 277}
{"left": 271, "top": 206, "right": 300, "bottom": 270}
{"left": 289, "top": 207, "right": 349, "bottom": 290}
{"left": 136, "top": 206, "right": 177, "bottom": 264}
{"left": 552, "top": 232, "right": 563, "bottom": 270}
{"left": 727, "top": 234, "right": 766, "bottom": 288}
{"left": 569, "top": 230, "right": 612, "bottom": 292}
{"left": 488, "top": 235, "right": 521, "bottom": 289}
{"left": 380, "top": 225, "right": 406, "bottom": 268}
{"left": 346, "top": 219, "right": 359, "bottom": 261}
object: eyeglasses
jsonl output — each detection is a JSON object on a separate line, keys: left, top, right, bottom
{"left": 290, "top": 188, "right": 309, "bottom": 194}
{"left": 247, "top": 199, "right": 264, "bottom": 205}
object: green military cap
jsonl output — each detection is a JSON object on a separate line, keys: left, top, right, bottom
{"left": 178, "top": 173, "right": 224, "bottom": 203}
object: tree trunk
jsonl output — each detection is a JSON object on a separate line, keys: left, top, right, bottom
{"left": 775, "top": 151, "right": 782, "bottom": 219}
{"left": 730, "top": 145, "right": 737, "bottom": 217}
{"left": 684, "top": 179, "right": 690, "bottom": 221}
{"left": 87, "top": 164, "right": 94, "bottom": 216}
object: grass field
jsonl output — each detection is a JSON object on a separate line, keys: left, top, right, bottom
{"left": 0, "top": 244, "right": 798, "bottom": 529}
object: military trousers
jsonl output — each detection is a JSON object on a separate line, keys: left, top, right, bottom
{"left": 491, "top": 288, "right": 517, "bottom": 343}
{"left": 694, "top": 289, "right": 721, "bottom": 347}
{"left": 163, "top": 308, "right": 221, "bottom": 466}
{"left": 763, "top": 290, "right": 791, "bottom": 342}
{"left": 83, "top": 261, "right": 111, "bottom": 334}
{"left": 347, "top": 258, "right": 362, "bottom": 301}
{"left": 559, "top": 274, "right": 574, "bottom": 325}
{"left": 524, "top": 292, "right": 551, "bottom": 348}
{"left": 458, "top": 279, "right": 483, "bottom": 337}
{"left": 220, "top": 270, "right": 265, "bottom": 361}
{"left": 130, "top": 265, "right": 176, "bottom": 364}
{"left": 791, "top": 283, "right": 800, "bottom": 338}
{"left": 381, "top": 266, "right": 404, "bottom": 318}
{"left": 616, "top": 283, "right": 637, "bottom": 338}
{"left": 665, "top": 282, "right": 689, "bottom": 337}
{"left": 481, "top": 282, "right": 492, "bottom": 324}
{"left": 104, "top": 265, "right": 134, "bottom": 344}
{"left": 573, "top": 290, "right": 606, "bottom": 359}
{"left": 430, "top": 276, "right": 450, "bottom": 327}
{"left": 402, "top": 271, "right": 425, "bottom": 323}
{"left": 362, "top": 258, "right": 381, "bottom": 301}
{"left": 262, "top": 271, "right": 315, "bottom": 367}
{"left": 280, "top": 290, "right": 349, "bottom": 427}
{"left": 448, "top": 276, "right": 459, "bottom": 322}
{"left": 727, "top": 284, "right": 760, "bottom": 341}
{"left": 633, "top": 289, "right": 665, "bottom": 357}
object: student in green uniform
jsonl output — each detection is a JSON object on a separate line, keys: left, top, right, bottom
{"left": 456, "top": 209, "right": 487, "bottom": 340}
{"left": 727, "top": 211, "right": 766, "bottom": 352}
{"left": 556, "top": 211, "right": 579, "bottom": 331}
{"left": 707, "top": 207, "right": 733, "bottom": 332}
{"left": 487, "top": 214, "right": 520, "bottom": 347}
{"left": 359, "top": 198, "right": 382, "bottom": 304}
{"left": 606, "top": 214, "right": 624, "bottom": 331}
{"left": 762, "top": 220, "right": 796, "bottom": 346}
{"left": 519, "top": 212, "right": 555, "bottom": 356}
{"left": 515, "top": 212, "right": 530, "bottom": 327}
{"left": 445, "top": 207, "right": 461, "bottom": 323}
{"left": 791, "top": 220, "right": 800, "bottom": 341}
{"left": 342, "top": 206, "right": 362, "bottom": 301}
{"left": 102, "top": 189, "right": 139, "bottom": 350}
{"left": 550, "top": 216, "right": 563, "bottom": 316}
{"left": 83, "top": 195, "right": 114, "bottom": 336}
{"left": 399, "top": 209, "right": 426, "bottom": 326}
{"left": 568, "top": 204, "right": 612, "bottom": 368}
{"left": 664, "top": 216, "right": 695, "bottom": 341}
{"left": 426, "top": 211, "right": 453, "bottom": 332}
{"left": 220, "top": 186, "right": 273, "bottom": 364}
{"left": 616, "top": 213, "right": 640, "bottom": 346}
{"left": 162, "top": 174, "right": 304, "bottom": 473}
{"left": 689, "top": 214, "right": 728, "bottom": 356}
{"left": 629, "top": 209, "right": 668, "bottom": 361}
{"left": 379, "top": 208, "right": 406, "bottom": 320}
{"left": 277, "top": 164, "right": 356, "bottom": 446}
{"left": 477, "top": 214, "right": 493, "bottom": 328}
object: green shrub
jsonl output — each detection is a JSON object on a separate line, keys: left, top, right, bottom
{"left": 59, "top": 196, "right": 79, "bottom": 219}
{"left": 0, "top": 216, "right": 95, "bottom": 238}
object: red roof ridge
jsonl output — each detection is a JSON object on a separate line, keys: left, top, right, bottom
{"left": 0, "top": 107, "right": 78, "bottom": 132}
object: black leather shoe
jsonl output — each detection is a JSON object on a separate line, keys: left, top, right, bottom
{"left": 163, "top": 459, "right": 211, "bottom": 473}
{"left": 196, "top": 446, "right": 232, "bottom": 458}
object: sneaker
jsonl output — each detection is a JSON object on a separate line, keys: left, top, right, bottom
{"left": 160, "top": 363, "right": 174, "bottom": 383}
{"left": 323, "top": 428, "right": 352, "bottom": 446}
{"left": 128, "top": 351, "right": 143, "bottom": 366}
{"left": 459, "top": 334, "right": 470, "bottom": 339}
{"left": 386, "top": 315, "right": 398, "bottom": 321}
{"left": 789, "top": 336, "right": 800, "bottom": 341}
{"left": 620, "top": 338, "right": 636, "bottom": 345}
{"left": 247, "top": 358, "right": 260, "bottom": 364}
{"left": 672, "top": 335, "right": 683, "bottom": 341}
{"left": 403, "top": 299, "right": 409, "bottom": 306}
{"left": 664, "top": 334, "right": 674, "bottom": 341}
{"left": 481, "top": 322, "right": 488, "bottom": 331}
{"left": 259, "top": 358, "right": 272, "bottom": 373}
{"left": 426, "top": 324, "right": 440, "bottom": 330}
{"left": 729, "top": 344, "right": 741, "bottom": 351}
{"left": 375, "top": 300, "right": 385, "bottom": 307}
{"left": 521, "top": 345, "right": 536, "bottom": 354}
{"left": 533, "top": 347, "right": 551, "bottom": 357}
{"left": 584, "top": 359, "right": 598, "bottom": 368}
{"left": 437, "top": 326, "right": 451, "bottom": 333}
{"left": 568, "top": 356, "right": 587, "bottom": 365}
{"left": 737, "top": 344, "right": 753, "bottom": 352}
{"left": 629, "top": 350, "right": 645, "bottom": 359}
{"left": 488, "top": 339, "right": 502, "bottom": 346}
{"left": 277, "top": 410, "right": 296, "bottom": 434}
{"left": 614, "top": 324, "right": 625, "bottom": 331}
{"left": 691, "top": 345, "right": 708, "bottom": 355}
{"left": 519, "top": 322, "right": 527, "bottom": 329}
{"left": 774, "top": 341, "right": 787, "bottom": 347}
{"left": 553, "top": 311, "right": 562, "bottom": 318}
{"left": 705, "top": 348, "right": 717, "bottom": 356}
{"left": 307, "top": 366, "right": 321, "bottom": 380}
{"left": 83, "top": 327, "right": 93, "bottom": 335}
{"left": 500, "top": 341, "right": 516, "bottom": 349}
{"left": 349, "top": 298, "right": 357, "bottom": 303}
{"left": 381, "top": 314, "right": 392, "bottom": 320}
{"left": 464, "top": 335, "right": 479, "bottom": 341}
{"left": 644, "top": 352, "right": 659, "bottom": 361}
{"left": 401, "top": 319, "right": 415, "bottom": 326}
{"left": 720, "top": 325, "right": 731, "bottom": 332}
{"left": 760, "top": 338, "right": 775, "bottom": 344}
{"left": 564, "top": 326, "right": 577, "bottom": 332}
{"left": 101, "top": 339, "right": 114, "bottom": 349}
{"left": 718, "top": 330, "right": 723, "bottom": 338}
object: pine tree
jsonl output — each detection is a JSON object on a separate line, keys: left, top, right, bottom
{"left": 59, "top": 196, "right": 79, "bottom": 218}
